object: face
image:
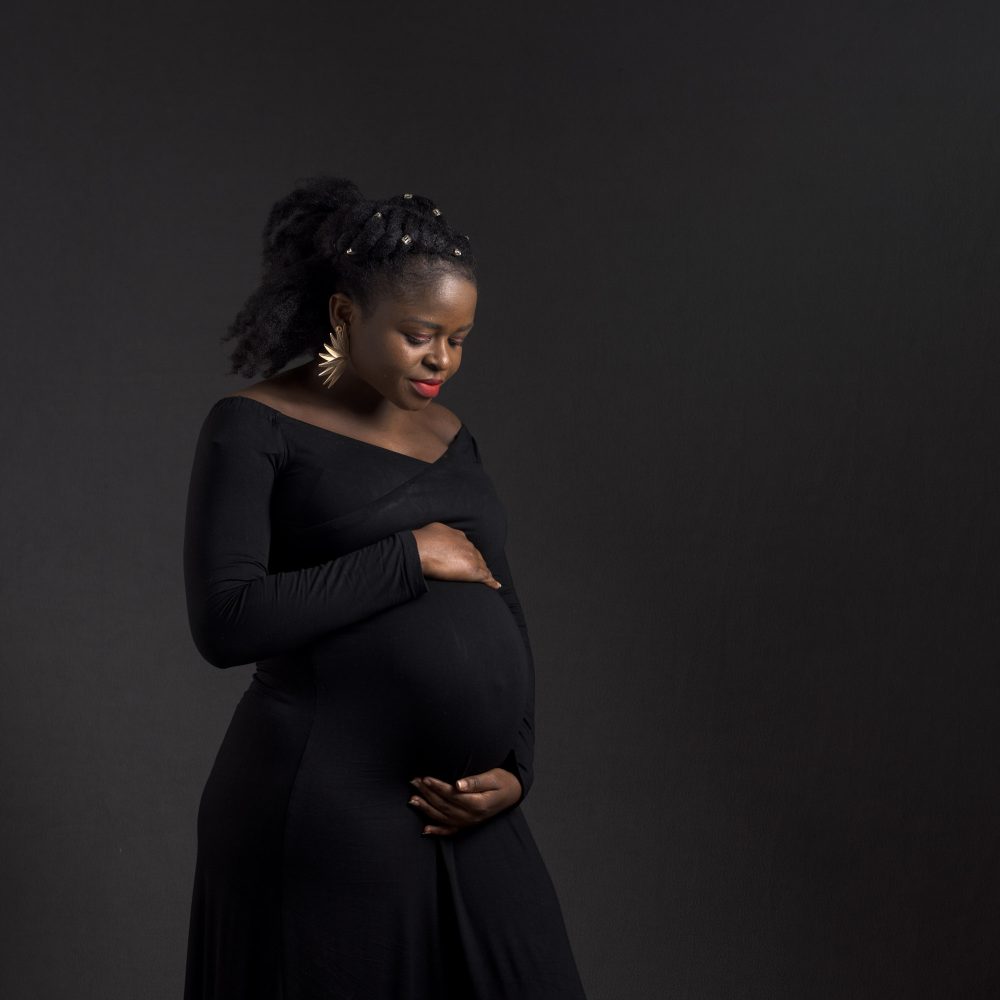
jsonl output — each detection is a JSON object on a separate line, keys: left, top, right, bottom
{"left": 328, "top": 271, "right": 477, "bottom": 410}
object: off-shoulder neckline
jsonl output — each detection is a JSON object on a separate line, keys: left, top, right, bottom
{"left": 216, "top": 394, "right": 465, "bottom": 467}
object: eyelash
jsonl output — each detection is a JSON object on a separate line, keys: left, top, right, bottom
{"left": 404, "top": 335, "right": 464, "bottom": 348}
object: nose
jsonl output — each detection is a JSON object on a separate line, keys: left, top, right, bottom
{"left": 422, "top": 339, "right": 450, "bottom": 373}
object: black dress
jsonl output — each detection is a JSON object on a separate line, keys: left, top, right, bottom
{"left": 181, "top": 395, "right": 587, "bottom": 1000}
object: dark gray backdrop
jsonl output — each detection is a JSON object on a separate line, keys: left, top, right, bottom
{"left": 2, "top": 2, "right": 998, "bottom": 998}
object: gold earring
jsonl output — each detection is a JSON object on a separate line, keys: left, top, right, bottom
{"left": 317, "top": 323, "right": 350, "bottom": 388}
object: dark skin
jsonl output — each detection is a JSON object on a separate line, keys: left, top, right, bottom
{"left": 230, "top": 271, "right": 523, "bottom": 836}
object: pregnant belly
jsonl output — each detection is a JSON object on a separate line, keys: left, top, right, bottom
{"left": 296, "top": 579, "right": 530, "bottom": 782}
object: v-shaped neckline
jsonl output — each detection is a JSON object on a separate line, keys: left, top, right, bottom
{"left": 226, "top": 395, "right": 464, "bottom": 466}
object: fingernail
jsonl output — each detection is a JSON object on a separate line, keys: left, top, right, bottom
{"left": 409, "top": 797, "right": 419, "bottom": 806}
{"left": 456, "top": 779, "right": 466, "bottom": 791}
{"left": 410, "top": 778, "right": 420, "bottom": 787}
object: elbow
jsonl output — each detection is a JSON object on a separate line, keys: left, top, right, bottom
{"left": 186, "top": 582, "right": 257, "bottom": 669}
{"left": 188, "top": 618, "right": 250, "bottom": 670}
{"left": 517, "top": 764, "right": 534, "bottom": 803}
{"left": 193, "top": 634, "right": 244, "bottom": 670}
{"left": 202, "top": 648, "right": 244, "bottom": 671}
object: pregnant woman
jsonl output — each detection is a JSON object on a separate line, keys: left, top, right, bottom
{"left": 181, "top": 176, "right": 587, "bottom": 999}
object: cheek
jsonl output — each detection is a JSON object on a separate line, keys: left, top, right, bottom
{"left": 355, "top": 337, "right": 411, "bottom": 373}
{"left": 387, "top": 342, "right": 423, "bottom": 373}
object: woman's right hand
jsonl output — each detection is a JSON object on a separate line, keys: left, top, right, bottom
{"left": 410, "top": 523, "right": 502, "bottom": 589}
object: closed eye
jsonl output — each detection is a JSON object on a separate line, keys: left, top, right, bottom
{"left": 404, "top": 335, "right": 464, "bottom": 348}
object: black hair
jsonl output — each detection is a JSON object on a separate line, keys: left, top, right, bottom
{"left": 222, "top": 176, "right": 479, "bottom": 378}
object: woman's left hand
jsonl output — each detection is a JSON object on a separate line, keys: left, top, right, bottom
{"left": 407, "top": 768, "right": 523, "bottom": 836}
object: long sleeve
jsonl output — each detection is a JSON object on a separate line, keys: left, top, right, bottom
{"left": 493, "top": 545, "right": 536, "bottom": 806}
{"left": 182, "top": 398, "right": 428, "bottom": 669}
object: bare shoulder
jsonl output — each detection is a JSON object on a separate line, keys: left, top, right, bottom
{"left": 425, "top": 401, "right": 463, "bottom": 441}
{"left": 223, "top": 375, "right": 461, "bottom": 447}
{"left": 225, "top": 371, "right": 297, "bottom": 412}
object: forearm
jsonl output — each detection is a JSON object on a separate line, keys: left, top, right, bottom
{"left": 185, "top": 529, "right": 427, "bottom": 668}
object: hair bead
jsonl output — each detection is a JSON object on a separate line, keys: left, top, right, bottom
{"left": 228, "top": 176, "right": 478, "bottom": 379}
{"left": 401, "top": 234, "right": 412, "bottom": 245}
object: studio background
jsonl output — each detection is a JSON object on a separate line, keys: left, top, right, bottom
{"left": 2, "top": 2, "right": 998, "bottom": 998}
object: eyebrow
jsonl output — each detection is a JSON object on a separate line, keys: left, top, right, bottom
{"left": 399, "top": 316, "right": 474, "bottom": 332}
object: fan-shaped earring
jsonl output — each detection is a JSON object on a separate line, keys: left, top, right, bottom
{"left": 317, "top": 324, "right": 350, "bottom": 388}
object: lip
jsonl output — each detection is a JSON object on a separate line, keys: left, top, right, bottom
{"left": 409, "top": 378, "right": 442, "bottom": 398}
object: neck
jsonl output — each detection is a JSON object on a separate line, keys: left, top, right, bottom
{"left": 283, "top": 359, "right": 420, "bottom": 429}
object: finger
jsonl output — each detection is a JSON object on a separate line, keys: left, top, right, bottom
{"left": 413, "top": 778, "right": 484, "bottom": 821}
{"left": 421, "top": 824, "right": 459, "bottom": 837}
{"left": 472, "top": 553, "right": 501, "bottom": 589}
{"left": 415, "top": 776, "right": 461, "bottom": 804}
{"left": 454, "top": 774, "right": 488, "bottom": 793}
{"left": 421, "top": 775, "right": 494, "bottom": 811}
{"left": 413, "top": 780, "right": 470, "bottom": 819}
{"left": 455, "top": 769, "right": 504, "bottom": 793}
{"left": 408, "top": 796, "right": 454, "bottom": 825}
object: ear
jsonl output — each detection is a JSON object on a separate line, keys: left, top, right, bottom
{"left": 328, "top": 292, "right": 355, "bottom": 330}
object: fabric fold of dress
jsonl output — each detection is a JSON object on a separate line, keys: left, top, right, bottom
{"left": 181, "top": 395, "right": 586, "bottom": 1000}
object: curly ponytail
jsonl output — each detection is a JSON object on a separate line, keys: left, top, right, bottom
{"left": 221, "top": 176, "right": 478, "bottom": 378}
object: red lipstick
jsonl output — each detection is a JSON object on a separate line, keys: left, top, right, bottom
{"left": 409, "top": 378, "right": 442, "bottom": 398}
